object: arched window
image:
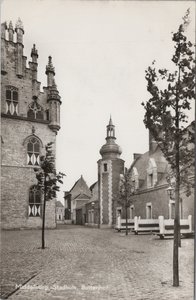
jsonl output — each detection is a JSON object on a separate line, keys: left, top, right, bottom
{"left": 6, "top": 86, "right": 18, "bottom": 115}
{"left": 27, "top": 100, "right": 44, "bottom": 120}
{"left": 29, "top": 185, "right": 42, "bottom": 217}
{"left": 27, "top": 137, "right": 40, "bottom": 166}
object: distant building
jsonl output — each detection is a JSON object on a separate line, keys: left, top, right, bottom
{"left": 1, "top": 19, "right": 61, "bottom": 229}
{"left": 64, "top": 175, "right": 91, "bottom": 224}
{"left": 85, "top": 182, "right": 99, "bottom": 226}
{"left": 56, "top": 201, "right": 64, "bottom": 223}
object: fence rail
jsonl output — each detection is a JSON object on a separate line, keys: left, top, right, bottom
{"left": 115, "top": 215, "right": 193, "bottom": 238}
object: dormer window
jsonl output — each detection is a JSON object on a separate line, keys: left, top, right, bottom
{"left": 131, "top": 167, "right": 139, "bottom": 190}
{"left": 147, "top": 158, "right": 157, "bottom": 188}
{"left": 6, "top": 86, "right": 18, "bottom": 115}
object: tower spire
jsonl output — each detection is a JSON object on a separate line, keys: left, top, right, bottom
{"left": 45, "top": 56, "right": 55, "bottom": 87}
{"left": 106, "top": 115, "right": 115, "bottom": 140}
{"left": 100, "top": 117, "right": 122, "bottom": 159}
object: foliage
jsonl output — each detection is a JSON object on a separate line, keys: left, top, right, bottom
{"left": 118, "top": 168, "right": 135, "bottom": 208}
{"left": 141, "top": 9, "right": 195, "bottom": 286}
{"left": 34, "top": 142, "right": 65, "bottom": 249}
{"left": 141, "top": 9, "right": 195, "bottom": 184}
{"left": 34, "top": 142, "right": 65, "bottom": 200}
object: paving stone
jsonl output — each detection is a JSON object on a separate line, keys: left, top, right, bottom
{"left": 0, "top": 226, "right": 194, "bottom": 299}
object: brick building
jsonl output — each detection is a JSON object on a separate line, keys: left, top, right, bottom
{"left": 1, "top": 19, "right": 61, "bottom": 229}
{"left": 56, "top": 201, "right": 64, "bottom": 224}
{"left": 125, "top": 123, "right": 194, "bottom": 223}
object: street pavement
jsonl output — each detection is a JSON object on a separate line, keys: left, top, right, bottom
{"left": 0, "top": 225, "right": 194, "bottom": 300}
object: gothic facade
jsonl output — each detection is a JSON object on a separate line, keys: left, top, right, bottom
{"left": 1, "top": 19, "right": 61, "bottom": 229}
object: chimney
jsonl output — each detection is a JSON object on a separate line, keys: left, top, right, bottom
{"left": 149, "top": 131, "right": 157, "bottom": 153}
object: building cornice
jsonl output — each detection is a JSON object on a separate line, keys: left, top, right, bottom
{"left": 1, "top": 113, "right": 49, "bottom": 124}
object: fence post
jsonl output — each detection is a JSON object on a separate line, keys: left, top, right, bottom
{"left": 188, "top": 215, "right": 192, "bottom": 233}
{"left": 134, "top": 216, "right": 138, "bottom": 232}
{"left": 159, "top": 216, "right": 164, "bottom": 235}
{"left": 117, "top": 214, "right": 121, "bottom": 230}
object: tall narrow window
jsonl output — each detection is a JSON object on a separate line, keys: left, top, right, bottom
{"left": 103, "top": 163, "right": 108, "bottom": 172}
{"left": 147, "top": 158, "right": 157, "bottom": 188}
{"left": 6, "top": 86, "right": 18, "bottom": 115}
{"left": 29, "top": 185, "right": 41, "bottom": 217}
{"left": 146, "top": 203, "right": 152, "bottom": 219}
{"left": 27, "top": 137, "right": 40, "bottom": 166}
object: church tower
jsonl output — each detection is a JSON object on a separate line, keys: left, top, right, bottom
{"left": 98, "top": 117, "right": 124, "bottom": 228}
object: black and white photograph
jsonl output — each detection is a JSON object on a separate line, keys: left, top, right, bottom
{"left": 0, "top": 0, "right": 195, "bottom": 299}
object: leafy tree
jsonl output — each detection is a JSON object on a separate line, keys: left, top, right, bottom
{"left": 142, "top": 9, "right": 195, "bottom": 287}
{"left": 119, "top": 168, "right": 135, "bottom": 236}
{"left": 34, "top": 142, "right": 65, "bottom": 249}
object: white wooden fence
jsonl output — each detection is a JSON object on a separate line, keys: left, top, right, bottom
{"left": 115, "top": 215, "right": 193, "bottom": 238}
{"left": 158, "top": 215, "right": 192, "bottom": 239}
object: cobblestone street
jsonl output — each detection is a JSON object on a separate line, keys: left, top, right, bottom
{"left": 0, "top": 225, "right": 194, "bottom": 299}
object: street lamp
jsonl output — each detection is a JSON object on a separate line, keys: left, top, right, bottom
{"left": 166, "top": 185, "right": 174, "bottom": 200}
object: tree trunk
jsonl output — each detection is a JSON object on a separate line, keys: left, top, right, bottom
{"left": 42, "top": 176, "right": 47, "bottom": 249}
{"left": 173, "top": 91, "right": 180, "bottom": 286}
{"left": 173, "top": 173, "right": 180, "bottom": 286}
{"left": 125, "top": 198, "right": 128, "bottom": 236}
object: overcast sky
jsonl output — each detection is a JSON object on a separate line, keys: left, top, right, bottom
{"left": 1, "top": 0, "right": 195, "bottom": 201}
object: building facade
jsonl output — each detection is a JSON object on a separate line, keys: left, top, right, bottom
{"left": 56, "top": 201, "right": 65, "bottom": 223}
{"left": 98, "top": 117, "right": 124, "bottom": 228}
{"left": 1, "top": 19, "right": 61, "bottom": 229}
{"left": 64, "top": 175, "right": 91, "bottom": 224}
{"left": 125, "top": 125, "right": 194, "bottom": 223}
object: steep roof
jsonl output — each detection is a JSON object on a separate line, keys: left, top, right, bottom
{"left": 56, "top": 201, "right": 64, "bottom": 207}
{"left": 69, "top": 175, "right": 91, "bottom": 199}
{"left": 73, "top": 193, "right": 91, "bottom": 200}
{"left": 90, "top": 181, "right": 98, "bottom": 191}
{"left": 129, "top": 146, "right": 168, "bottom": 190}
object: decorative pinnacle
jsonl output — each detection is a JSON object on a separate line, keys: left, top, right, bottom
{"left": 1, "top": 22, "right": 7, "bottom": 38}
{"left": 31, "top": 44, "right": 38, "bottom": 58}
{"left": 46, "top": 55, "right": 55, "bottom": 75}
{"left": 47, "top": 79, "right": 61, "bottom": 103}
{"left": 109, "top": 115, "right": 113, "bottom": 126}
{"left": 2, "top": 21, "right": 7, "bottom": 29}
{"left": 9, "top": 21, "right": 14, "bottom": 30}
{"left": 15, "top": 18, "right": 24, "bottom": 32}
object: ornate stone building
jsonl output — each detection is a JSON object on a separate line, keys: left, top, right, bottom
{"left": 98, "top": 117, "right": 124, "bottom": 227}
{"left": 1, "top": 19, "right": 61, "bottom": 229}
